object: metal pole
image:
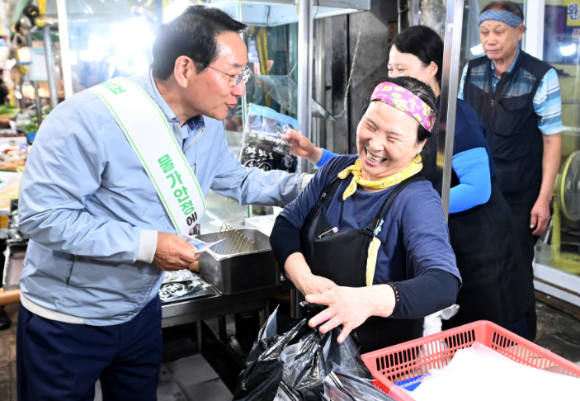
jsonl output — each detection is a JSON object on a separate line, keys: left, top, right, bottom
{"left": 437, "top": 0, "right": 464, "bottom": 220}
{"left": 410, "top": 0, "right": 421, "bottom": 26}
{"left": 297, "top": 0, "right": 314, "bottom": 174}
{"left": 314, "top": 18, "right": 326, "bottom": 149}
{"left": 43, "top": 26, "right": 59, "bottom": 109}
{"left": 238, "top": 1, "right": 247, "bottom": 129}
{"left": 56, "top": 0, "right": 73, "bottom": 99}
{"left": 523, "top": 0, "right": 545, "bottom": 60}
{"left": 26, "top": 33, "right": 43, "bottom": 125}
{"left": 398, "top": 0, "right": 410, "bottom": 32}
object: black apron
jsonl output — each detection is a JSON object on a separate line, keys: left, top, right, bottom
{"left": 299, "top": 173, "right": 425, "bottom": 354}
{"left": 443, "top": 176, "right": 535, "bottom": 330}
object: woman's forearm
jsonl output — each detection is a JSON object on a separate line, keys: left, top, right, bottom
{"left": 368, "top": 285, "right": 397, "bottom": 318}
{"left": 285, "top": 252, "right": 338, "bottom": 296}
{"left": 284, "top": 252, "right": 312, "bottom": 287}
{"left": 390, "top": 269, "right": 459, "bottom": 319}
{"left": 270, "top": 215, "right": 302, "bottom": 275}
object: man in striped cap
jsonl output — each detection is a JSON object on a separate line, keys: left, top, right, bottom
{"left": 459, "top": 1, "right": 562, "bottom": 342}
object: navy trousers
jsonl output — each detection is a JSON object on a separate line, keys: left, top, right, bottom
{"left": 17, "top": 296, "right": 163, "bottom": 401}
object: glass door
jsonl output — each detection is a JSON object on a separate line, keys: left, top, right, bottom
{"left": 535, "top": 0, "right": 580, "bottom": 277}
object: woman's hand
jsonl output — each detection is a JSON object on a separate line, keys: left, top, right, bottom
{"left": 284, "top": 252, "right": 337, "bottom": 296}
{"left": 299, "top": 275, "right": 338, "bottom": 296}
{"left": 282, "top": 129, "right": 323, "bottom": 164}
{"left": 306, "top": 285, "right": 396, "bottom": 343}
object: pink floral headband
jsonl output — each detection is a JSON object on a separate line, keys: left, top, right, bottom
{"left": 370, "top": 82, "right": 436, "bottom": 132}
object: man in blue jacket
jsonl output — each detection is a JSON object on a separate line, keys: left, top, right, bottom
{"left": 16, "top": 6, "right": 305, "bottom": 400}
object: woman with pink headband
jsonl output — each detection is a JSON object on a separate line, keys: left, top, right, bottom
{"left": 284, "top": 26, "right": 534, "bottom": 342}
{"left": 270, "top": 76, "right": 461, "bottom": 353}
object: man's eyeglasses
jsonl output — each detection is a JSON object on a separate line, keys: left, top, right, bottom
{"left": 206, "top": 65, "right": 251, "bottom": 87}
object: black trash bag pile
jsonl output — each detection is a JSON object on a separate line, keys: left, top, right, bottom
{"left": 234, "top": 302, "right": 374, "bottom": 401}
{"left": 322, "top": 364, "right": 396, "bottom": 401}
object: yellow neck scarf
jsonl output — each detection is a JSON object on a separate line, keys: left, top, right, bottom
{"left": 338, "top": 155, "right": 423, "bottom": 200}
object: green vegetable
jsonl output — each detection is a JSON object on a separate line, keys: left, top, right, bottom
{"left": 24, "top": 123, "right": 38, "bottom": 133}
{"left": 0, "top": 104, "right": 20, "bottom": 117}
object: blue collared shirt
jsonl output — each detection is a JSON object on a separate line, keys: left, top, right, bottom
{"left": 458, "top": 50, "right": 562, "bottom": 135}
{"left": 489, "top": 48, "right": 520, "bottom": 91}
{"left": 18, "top": 72, "right": 304, "bottom": 325}
{"left": 149, "top": 70, "right": 204, "bottom": 148}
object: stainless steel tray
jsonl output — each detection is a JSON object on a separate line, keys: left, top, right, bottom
{"left": 195, "top": 228, "right": 280, "bottom": 294}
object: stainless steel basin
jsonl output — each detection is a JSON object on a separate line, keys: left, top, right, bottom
{"left": 195, "top": 228, "right": 280, "bottom": 294}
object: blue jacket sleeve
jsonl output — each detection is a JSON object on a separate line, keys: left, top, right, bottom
{"left": 315, "top": 148, "right": 339, "bottom": 168}
{"left": 209, "top": 124, "right": 305, "bottom": 207}
{"left": 18, "top": 98, "right": 143, "bottom": 263}
{"left": 449, "top": 147, "right": 492, "bottom": 214}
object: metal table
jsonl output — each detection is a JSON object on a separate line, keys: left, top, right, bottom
{"left": 161, "top": 283, "right": 289, "bottom": 328}
{"left": 161, "top": 279, "right": 295, "bottom": 351}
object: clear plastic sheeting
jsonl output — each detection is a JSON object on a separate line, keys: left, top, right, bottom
{"left": 159, "top": 270, "right": 211, "bottom": 303}
{"left": 462, "top": 0, "right": 483, "bottom": 60}
{"left": 423, "top": 304, "right": 460, "bottom": 337}
{"left": 535, "top": 237, "right": 557, "bottom": 266}
{"left": 421, "top": 0, "right": 482, "bottom": 61}
{"left": 421, "top": 0, "right": 446, "bottom": 39}
{"left": 207, "top": 0, "right": 370, "bottom": 27}
{"left": 239, "top": 103, "right": 299, "bottom": 173}
{"left": 253, "top": 75, "right": 337, "bottom": 121}
{"left": 234, "top": 302, "right": 373, "bottom": 401}
{"left": 411, "top": 342, "right": 580, "bottom": 401}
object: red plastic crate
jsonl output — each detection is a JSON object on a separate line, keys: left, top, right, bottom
{"left": 361, "top": 320, "right": 580, "bottom": 401}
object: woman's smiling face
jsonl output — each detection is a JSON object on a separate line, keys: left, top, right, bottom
{"left": 357, "top": 101, "right": 425, "bottom": 182}
{"left": 387, "top": 46, "right": 438, "bottom": 90}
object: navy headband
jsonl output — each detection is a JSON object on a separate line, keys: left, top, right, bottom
{"left": 479, "top": 10, "right": 523, "bottom": 27}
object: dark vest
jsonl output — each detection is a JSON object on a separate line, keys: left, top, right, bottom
{"left": 464, "top": 51, "right": 552, "bottom": 206}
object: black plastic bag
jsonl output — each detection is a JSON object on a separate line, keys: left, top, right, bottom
{"left": 323, "top": 364, "right": 396, "bottom": 401}
{"left": 234, "top": 306, "right": 307, "bottom": 401}
{"left": 234, "top": 302, "right": 373, "bottom": 401}
{"left": 274, "top": 382, "right": 301, "bottom": 401}
{"left": 280, "top": 326, "right": 329, "bottom": 399}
